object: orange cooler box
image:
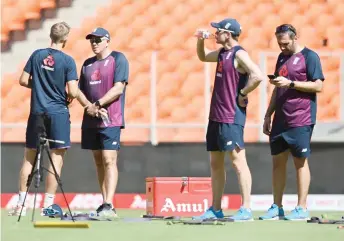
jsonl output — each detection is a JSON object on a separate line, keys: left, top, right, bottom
{"left": 146, "top": 177, "right": 212, "bottom": 217}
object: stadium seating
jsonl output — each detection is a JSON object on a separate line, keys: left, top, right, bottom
{"left": 1, "top": 0, "right": 343, "bottom": 143}
{"left": 1, "top": 0, "right": 57, "bottom": 46}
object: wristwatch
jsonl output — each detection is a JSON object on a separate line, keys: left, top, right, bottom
{"left": 239, "top": 89, "right": 247, "bottom": 97}
{"left": 95, "top": 100, "right": 101, "bottom": 108}
{"left": 289, "top": 81, "right": 295, "bottom": 89}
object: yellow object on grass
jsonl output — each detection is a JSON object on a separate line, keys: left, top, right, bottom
{"left": 33, "top": 221, "right": 90, "bottom": 228}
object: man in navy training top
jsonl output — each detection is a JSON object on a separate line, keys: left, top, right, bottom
{"left": 76, "top": 28, "right": 129, "bottom": 218}
{"left": 9, "top": 22, "right": 79, "bottom": 216}
{"left": 194, "top": 18, "right": 264, "bottom": 221}
{"left": 259, "top": 24, "right": 324, "bottom": 221}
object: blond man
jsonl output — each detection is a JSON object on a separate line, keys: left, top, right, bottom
{"left": 9, "top": 22, "right": 79, "bottom": 216}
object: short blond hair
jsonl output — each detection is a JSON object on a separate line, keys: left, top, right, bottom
{"left": 50, "top": 22, "right": 70, "bottom": 43}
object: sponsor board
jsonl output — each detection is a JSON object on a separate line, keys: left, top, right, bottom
{"left": 250, "top": 194, "right": 344, "bottom": 211}
{"left": 159, "top": 197, "right": 210, "bottom": 214}
{"left": 2, "top": 194, "right": 343, "bottom": 211}
{"left": 153, "top": 195, "right": 240, "bottom": 216}
{"left": 1, "top": 193, "right": 238, "bottom": 211}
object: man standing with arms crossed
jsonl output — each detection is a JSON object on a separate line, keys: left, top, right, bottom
{"left": 259, "top": 24, "right": 324, "bottom": 221}
{"left": 76, "top": 28, "right": 129, "bottom": 217}
{"left": 194, "top": 18, "right": 264, "bottom": 221}
{"left": 9, "top": 22, "right": 79, "bottom": 216}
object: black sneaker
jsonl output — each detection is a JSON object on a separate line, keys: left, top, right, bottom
{"left": 96, "top": 204, "right": 105, "bottom": 213}
{"left": 98, "top": 203, "right": 118, "bottom": 218}
{"left": 102, "top": 203, "right": 112, "bottom": 210}
{"left": 101, "top": 203, "right": 116, "bottom": 212}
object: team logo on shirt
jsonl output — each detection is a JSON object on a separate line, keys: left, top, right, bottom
{"left": 279, "top": 65, "right": 288, "bottom": 77}
{"left": 41, "top": 55, "right": 55, "bottom": 71}
{"left": 216, "top": 61, "right": 223, "bottom": 77}
{"left": 293, "top": 57, "right": 300, "bottom": 65}
{"left": 90, "top": 69, "right": 101, "bottom": 85}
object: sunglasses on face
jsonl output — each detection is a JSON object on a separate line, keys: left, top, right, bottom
{"left": 275, "top": 25, "right": 296, "bottom": 35}
{"left": 216, "top": 28, "right": 233, "bottom": 34}
{"left": 90, "top": 37, "right": 104, "bottom": 44}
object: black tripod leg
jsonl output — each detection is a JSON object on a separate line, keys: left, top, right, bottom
{"left": 44, "top": 146, "right": 75, "bottom": 222}
{"left": 31, "top": 185, "right": 39, "bottom": 222}
{"left": 17, "top": 150, "right": 40, "bottom": 222}
{"left": 31, "top": 143, "right": 44, "bottom": 222}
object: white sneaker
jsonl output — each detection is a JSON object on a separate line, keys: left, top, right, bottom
{"left": 40, "top": 208, "right": 46, "bottom": 216}
{"left": 8, "top": 205, "right": 26, "bottom": 216}
{"left": 97, "top": 203, "right": 118, "bottom": 219}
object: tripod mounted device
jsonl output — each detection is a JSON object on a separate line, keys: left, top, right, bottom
{"left": 17, "top": 113, "right": 75, "bottom": 222}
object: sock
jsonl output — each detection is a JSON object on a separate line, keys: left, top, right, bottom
{"left": 43, "top": 193, "right": 55, "bottom": 208}
{"left": 105, "top": 202, "right": 114, "bottom": 208}
{"left": 18, "top": 192, "right": 27, "bottom": 206}
{"left": 104, "top": 202, "right": 115, "bottom": 210}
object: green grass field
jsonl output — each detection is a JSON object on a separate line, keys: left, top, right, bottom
{"left": 2, "top": 209, "right": 343, "bottom": 241}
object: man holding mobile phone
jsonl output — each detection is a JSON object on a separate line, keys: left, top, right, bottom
{"left": 194, "top": 18, "right": 264, "bottom": 221}
{"left": 76, "top": 27, "right": 129, "bottom": 218}
{"left": 260, "top": 24, "right": 324, "bottom": 221}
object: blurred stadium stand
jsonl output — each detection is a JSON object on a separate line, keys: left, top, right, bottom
{"left": 1, "top": 0, "right": 344, "bottom": 144}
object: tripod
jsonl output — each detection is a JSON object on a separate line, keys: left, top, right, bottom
{"left": 17, "top": 133, "right": 75, "bottom": 222}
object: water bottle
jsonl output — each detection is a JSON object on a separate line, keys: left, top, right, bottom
{"left": 101, "top": 114, "right": 110, "bottom": 127}
{"left": 202, "top": 30, "right": 211, "bottom": 39}
{"left": 194, "top": 29, "right": 214, "bottom": 39}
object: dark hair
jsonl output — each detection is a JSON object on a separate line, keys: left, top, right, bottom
{"left": 275, "top": 24, "right": 297, "bottom": 39}
{"left": 231, "top": 33, "right": 240, "bottom": 41}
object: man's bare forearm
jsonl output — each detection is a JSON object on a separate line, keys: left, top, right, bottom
{"left": 241, "top": 74, "right": 262, "bottom": 95}
{"left": 19, "top": 79, "right": 32, "bottom": 89}
{"left": 235, "top": 50, "right": 264, "bottom": 95}
{"left": 293, "top": 80, "right": 322, "bottom": 93}
{"left": 98, "top": 84, "right": 124, "bottom": 107}
{"left": 265, "top": 88, "right": 277, "bottom": 118}
{"left": 76, "top": 90, "right": 91, "bottom": 108}
{"left": 197, "top": 39, "right": 206, "bottom": 61}
{"left": 20, "top": 83, "right": 32, "bottom": 89}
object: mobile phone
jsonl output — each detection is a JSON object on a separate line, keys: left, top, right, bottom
{"left": 267, "top": 74, "right": 276, "bottom": 79}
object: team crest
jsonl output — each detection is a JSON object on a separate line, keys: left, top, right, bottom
{"left": 91, "top": 69, "right": 101, "bottom": 80}
{"left": 43, "top": 55, "right": 55, "bottom": 67}
{"left": 279, "top": 65, "right": 288, "bottom": 77}
{"left": 90, "top": 69, "right": 101, "bottom": 85}
{"left": 41, "top": 55, "right": 55, "bottom": 71}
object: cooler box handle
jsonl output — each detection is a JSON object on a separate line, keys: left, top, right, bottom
{"left": 180, "top": 177, "right": 188, "bottom": 193}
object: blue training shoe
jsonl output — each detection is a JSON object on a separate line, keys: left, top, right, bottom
{"left": 284, "top": 206, "right": 310, "bottom": 221}
{"left": 228, "top": 206, "right": 254, "bottom": 222}
{"left": 192, "top": 206, "right": 224, "bottom": 220}
{"left": 259, "top": 204, "right": 285, "bottom": 220}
